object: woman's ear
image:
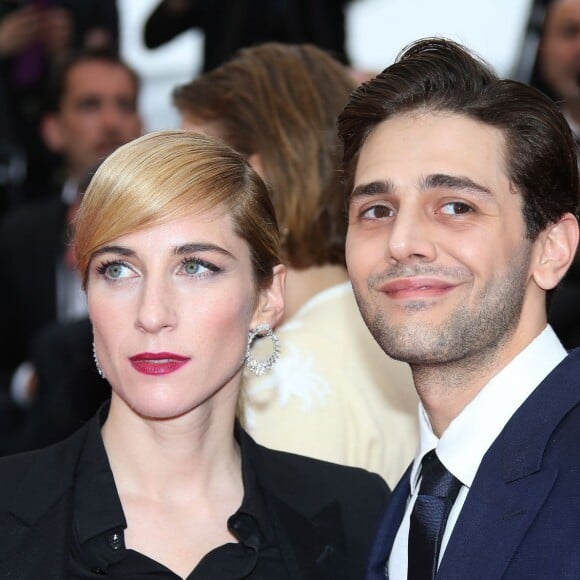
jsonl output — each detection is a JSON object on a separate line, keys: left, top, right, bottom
{"left": 532, "top": 212, "right": 579, "bottom": 290}
{"left": 251, "top": 264, "right": 286, "bottom": 329}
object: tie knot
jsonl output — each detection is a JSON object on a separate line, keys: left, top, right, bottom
{"left": 419, "top": 450, "right": 462, "bottom": 500}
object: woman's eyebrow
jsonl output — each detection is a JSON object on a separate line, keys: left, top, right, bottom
{"left": 173, "top": 242, "right": 234, "bottom": 258}
{"left": 92, "top": 245, "right": 135, "bottom": 258}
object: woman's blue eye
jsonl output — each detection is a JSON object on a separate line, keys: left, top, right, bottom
{"left": 181, "top": 258, "right": 218, "bottom": 277}
{"left": 184, "top": 260, "right": 207, "bottom": 275}
{"left": 107, "top": 264, "right": 127, "bottom": 278}
{"left": 96, "top": 261, "right": 133, "bottom": 280}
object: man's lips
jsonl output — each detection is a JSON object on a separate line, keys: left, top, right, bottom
{"left": 129, "top": 352, "right": 190, "bottom": 376}
{"left": 379, "top": 278, "right": 457, "bottom": 299}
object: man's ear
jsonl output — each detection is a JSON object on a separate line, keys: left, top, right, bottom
{"left": 41, "top": 114, "right": 65, "bottom": 153}
{"left": 532, "top": 212, "right": 579, "bottom": 290}
{"left": 251, "top": 264, "right": 286, "bottom": 329}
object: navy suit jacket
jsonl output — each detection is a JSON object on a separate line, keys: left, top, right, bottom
{"left": 367, "top": 348, "right": 580, "bottom": 579}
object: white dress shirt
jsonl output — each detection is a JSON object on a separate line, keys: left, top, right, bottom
{"left": 388, "top": 325, "right": 567, "bottom": 580}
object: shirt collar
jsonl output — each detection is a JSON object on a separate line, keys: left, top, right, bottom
{"left": 410, "top": 325, "right": 566, "bottom": 493}
{"left": 61, "top": 177, "right": 80, "bottom": 205}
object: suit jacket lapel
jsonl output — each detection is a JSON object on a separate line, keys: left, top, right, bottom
{"left": 438, "top": 466, "right": 557, "bottom": 579}
{"left": 366, "top": 465, "right": 411, "bottom": 580}
{"left": 438, "top": 350, "right": 580, "bottom": 579}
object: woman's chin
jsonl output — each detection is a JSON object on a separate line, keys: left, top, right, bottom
{"left": 114, "top": 390, "right": 202, "bottom": 422}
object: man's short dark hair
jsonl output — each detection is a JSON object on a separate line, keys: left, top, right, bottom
{"left": 338, "top": 37, "right": 580, "bottom": 240}
{"left": 43, "top": 48, "right": 140, "bottom": 115}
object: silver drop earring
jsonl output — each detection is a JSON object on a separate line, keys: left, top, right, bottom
{"left": 93, "top": 341, "right": 104, "bottom": 378}
{"left": 245, "top": 323, "right": 280, "bottom": 376}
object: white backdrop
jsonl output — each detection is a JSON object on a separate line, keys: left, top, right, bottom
{"left": 118, "top": 0, "right": 534, "bottom": 132}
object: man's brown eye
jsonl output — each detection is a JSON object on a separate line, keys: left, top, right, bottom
{"left": 363, "top": 205, "right": 392, "bottom": 219}
{"left": 440, "top": 202, "right": 472, "bottom": 215}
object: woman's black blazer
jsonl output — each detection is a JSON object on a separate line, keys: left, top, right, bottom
{"left": 0, "top": 418, "right": 389, "bottom": 579}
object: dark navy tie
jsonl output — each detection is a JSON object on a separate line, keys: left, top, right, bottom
{"left": 407, "top": 450, "right": 462, "bottom": 580}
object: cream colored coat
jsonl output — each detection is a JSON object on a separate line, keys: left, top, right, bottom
{"left": 243, "top": 282, "right": 418, "bottom": 488}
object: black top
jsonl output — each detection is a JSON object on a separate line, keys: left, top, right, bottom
{"left": 0, "top": 401, "right": 388, "bottom": 579}
{"left": 69, "top": 406, "right": 288, "bottom": 578}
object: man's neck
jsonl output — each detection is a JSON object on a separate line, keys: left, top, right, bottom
{"left": 410, "top": 348, "right": 501, "bottom": 437}
{"left": 411, "top": 310, "right": 549, "bottom": 436}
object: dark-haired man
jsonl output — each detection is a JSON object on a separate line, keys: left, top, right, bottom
{"left": 0, "top": 50, "right": 141, "bottom": 451}
{"left": 40, "top": 49, "right": 141, "bottom": 201}
{"left": 338, "top": 38, "right": 580, "bottom": 579}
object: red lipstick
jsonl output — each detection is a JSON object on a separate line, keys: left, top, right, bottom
{"left": 129, "top": 352, "right": 190, "bottom": 376}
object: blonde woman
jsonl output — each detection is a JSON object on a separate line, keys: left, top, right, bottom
{"left": 0, "top": 130, "right": 388, "bottom": 579}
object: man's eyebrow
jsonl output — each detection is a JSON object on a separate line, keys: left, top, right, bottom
{"left": 350, "top": 179, "right": 394, "bottom": 201}
{"left": 350, "top": 175, "right": 492, "bottom": 201}
{"left": 173, "top": 242, "right": 234, "bottom": 258}
{"left": 421, "top": 174, "right": 492, "bottom": 196}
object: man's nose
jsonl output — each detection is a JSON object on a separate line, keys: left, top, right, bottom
{"left": 387, "top": 207, "right": 436, "bottom": 264}
{"left": 100, "top": 103, "right": 124, "bottom": 131}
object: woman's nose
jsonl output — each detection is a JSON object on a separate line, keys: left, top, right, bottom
{"left": 134, "top": 278, "right": 177, "bottom": 333}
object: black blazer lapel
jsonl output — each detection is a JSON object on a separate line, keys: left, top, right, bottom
{"left": 268, "top": 494, "right": 347, "bottom": 580}
{"left": 238, "top": 425, "right": 390, "bottom": 580}
{"left": 0, "top": 422, "right": 88, "bottom": 578}
{"left": 0, "top": 494, "right": 72, "bottom": 580}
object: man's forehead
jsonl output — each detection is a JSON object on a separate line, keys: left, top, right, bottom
{"left": 350, "top": 111, "right": 513, "bottom": 202}
{"left": 356, "top": 112, "right": 506, "bottom": 170}
{"left": 546, "top": 0, "right": 580, "bottom": 26}
{"left": 65, "top": 62, "right": 135, "bottom": 96}
{"left": 550, "top": 0, "right": 580, "bottom": 13}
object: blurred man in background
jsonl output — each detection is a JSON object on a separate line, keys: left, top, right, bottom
{"left": 0, "top": 49, "right": 141, "bottom": 452}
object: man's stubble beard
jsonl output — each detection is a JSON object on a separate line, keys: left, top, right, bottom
{"left": 352, "top": 249, "right": 532, "bottom": 368}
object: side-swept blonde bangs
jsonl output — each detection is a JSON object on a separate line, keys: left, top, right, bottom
{"left": 75, "top": 130, "right": 281, "bottom": 287}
